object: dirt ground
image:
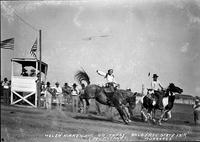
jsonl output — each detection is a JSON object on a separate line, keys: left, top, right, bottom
{"left": 1, "top": 101, "right": 200, "bottom": 142}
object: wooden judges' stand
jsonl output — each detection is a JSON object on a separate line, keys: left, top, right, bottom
{"left": 11, "top": 58, "right": 48, "bottom": 108}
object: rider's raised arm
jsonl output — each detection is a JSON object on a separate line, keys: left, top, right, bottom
{"left": 96, "top": 70, "right": 106, "bottom": 77}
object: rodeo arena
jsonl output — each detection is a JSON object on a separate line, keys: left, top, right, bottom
{"left": 1, "top": 1, "right": 200, "bottom": 142}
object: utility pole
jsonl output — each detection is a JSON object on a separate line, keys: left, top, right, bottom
{"left": 38, "top": 30, "right": 42, "bottom": 107}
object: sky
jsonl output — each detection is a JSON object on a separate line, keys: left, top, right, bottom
{"left": 1, "top": 0, "right": 200, "bottom": 96}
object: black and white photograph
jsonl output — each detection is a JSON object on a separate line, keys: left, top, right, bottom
{"left": 1, "top": 0, "right": 200, "bottom": 141}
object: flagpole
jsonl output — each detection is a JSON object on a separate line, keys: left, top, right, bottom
{"left": 38, "top": 29, "right": 42, "bottom": 107}
{"left": 0, "top": 44, "right": 1, "bottom": 84}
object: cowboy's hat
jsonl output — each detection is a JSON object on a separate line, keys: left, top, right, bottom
{"left": 153, "top": 74, "right": 159, "bottom": 78}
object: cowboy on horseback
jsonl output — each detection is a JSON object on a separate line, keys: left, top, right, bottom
{"left": 151, "top": 74, "right": 164, "bottom": 109}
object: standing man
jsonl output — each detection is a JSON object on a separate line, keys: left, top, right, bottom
{"left": 54, "top": 82, "right": 63, "bottom": 110}
{"left": 2, "top": 78, "right": 10, "bottom": 105}
{"left": 151, "top": 74, "right": 164, "bottom": 109}
{"left": 71, "top": 83, "right": 79, "bottom": 113}
{"left": 62, "top": 83, "right": 72, "bottom": 105}
{"left": 193, "top": 97, "right": 200, "bottom": 125}
{"left": 79, "top": 83, "right": 86, "bottom": 113}
{"left": 45, "top": 82, "right": 53, "bottom": 109}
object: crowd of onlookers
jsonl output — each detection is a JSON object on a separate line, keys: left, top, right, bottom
{"left": 40, "top": 81, "right": 86, "bottom": 112}
{"left": 1, "top": 76, "right": 86, "bottom": 113}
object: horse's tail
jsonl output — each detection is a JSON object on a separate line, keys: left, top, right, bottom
{"left": 75, "top": 69, "right": 90, "bottom": 85}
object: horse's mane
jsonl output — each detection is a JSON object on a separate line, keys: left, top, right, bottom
{"left": 75, "top": 69, "right": 90, "bottom": 85}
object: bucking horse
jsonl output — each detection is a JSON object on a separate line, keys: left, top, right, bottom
{"left": 140, "top": 83, "right": 183, "bottom": 125}
{"left": 74, "top": 69, "right": 136, "bottom": 124}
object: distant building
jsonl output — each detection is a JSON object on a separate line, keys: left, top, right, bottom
{"left": 175, "top": 94, "right": 194, "bottom": 105}
{"left": 135, "top": 91, "right": 195, "bottom": 105}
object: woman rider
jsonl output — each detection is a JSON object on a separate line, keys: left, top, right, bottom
{"left": 96, "top": 69, "right": 117, "bottom": 92}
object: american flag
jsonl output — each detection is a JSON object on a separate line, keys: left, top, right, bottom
{"left": 0, "top": 38, "right": 14, "bottom": 50}
{"left": 30, "top": 39, "right": 37, "bottom": 58}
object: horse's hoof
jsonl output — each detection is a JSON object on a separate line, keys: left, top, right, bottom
{"left": 163, "top": 118, "right": 168, "bottom": 121}
{"left": 152, "top": 119, "right": 156, "bottom": 123}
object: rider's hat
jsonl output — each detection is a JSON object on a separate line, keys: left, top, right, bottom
{"left": 108, "top": 69, "right": 113, "bottom": 72}
{"left": 153, "top": 74, "right": 159, "bottom": 78}
{"left": 55, "top": 82, "right": 59, "bottom": 85}
{"left": 47, "top": 82, "right": 50, "bottom": 86}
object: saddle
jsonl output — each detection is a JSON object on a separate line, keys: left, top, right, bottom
{"left": 146, "top": 93, "right": 156, "bottom": 102}
{"left": 146, "top": 89, "right": 156, "bottom": 101}
{"left": 103, "top": 83, "right": 116, "bottom": 94}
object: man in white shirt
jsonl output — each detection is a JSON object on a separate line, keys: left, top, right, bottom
{"left": 151, "top": 74, "right": 164, "bottom": 109}
{"left": 54, "top": 82, "right": 63, "bottom": 110}
{"left": 2, "top": 78, "right": 10, "bottom": 105}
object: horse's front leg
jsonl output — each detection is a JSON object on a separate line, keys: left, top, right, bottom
{"left": 85, "top": 98, "right": 90, "bottom": 114}
{"left": 141, "top": 105, "right": 148, "bottom": 122}
{"left": 163, "top": 111, "right": 171, "bottom": 121}
{"left": 158, "top": 109, "right": 168, "bottom": 125}
{"left": 151, "top": 109, "right": 156, "bottom": 123}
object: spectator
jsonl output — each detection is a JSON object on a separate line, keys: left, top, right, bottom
{"left": 2, "top": 78, "right": 10, "bottom": 105}
{"left": 62, "top": 83, "right": 72, "bottom": 105}
{"left": 0, "top": 80, "right": 3, "bottom": 96}
{"left": 71, "top": 83, "right": 79, "bottom": 113}
{"left": 45, "top": 82, "right": 53, "bottom": 109}
{"left": 30, "top": 69, "right": 36, "bottom": 77}
{"left": 79, "top": 83, "right": 86, "bottom": 113}
{"left": 54, "top": 82, "right": 63, "bottom": 110}
{"left": 21, "top": 68, "right": 28, "bottom": 76}
{"left": 193, "top": 97, "right": 200, "bottom": 125}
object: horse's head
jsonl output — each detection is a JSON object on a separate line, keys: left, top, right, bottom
{"left": 168, "top": 83, "right": 183, "bottom": 94}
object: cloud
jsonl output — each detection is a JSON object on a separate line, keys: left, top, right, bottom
{"left": 73, "top": 7, "right": 84, "bottom": 27}
{"left": 186, "top": 9, "right": 200, "bottom": 25}
{"left": 195, "top": 86, "right": 200, "bottom": 95}
{"left": 180, "top": 42, "right": 189, "bottom": 53}
{"left": 1, "top": 1, "right": 15, "bottom": 23}
{"left": 1, "top": 1, "right": 85, "bottom": 23}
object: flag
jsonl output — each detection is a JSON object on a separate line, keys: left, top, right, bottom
{"left": 148, "top": 72, "right": 150, "bottom": 77}
{"left": 0, "top": 38, "right": 14, "bottom": 50}
{"left": 30, "top": 39, "right": 37, "bottom": 58}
